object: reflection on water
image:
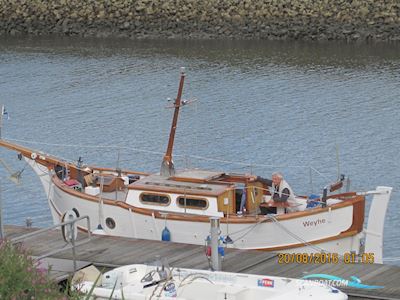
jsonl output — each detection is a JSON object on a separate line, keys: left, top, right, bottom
{"left": 0, "top": 36, "right": 399, "bottom": 263}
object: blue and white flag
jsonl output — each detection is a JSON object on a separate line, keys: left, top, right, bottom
{"left": 1, "top": 105, "right": 9, "bottom": 120}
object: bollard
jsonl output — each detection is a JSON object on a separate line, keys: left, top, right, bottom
{"left": 210, "top": 217, "right": 221, "bottom": 271}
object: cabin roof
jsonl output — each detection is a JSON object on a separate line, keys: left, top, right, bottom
{"left": 129, "top": 171, "right": 231, "bottom": 196}
{"left": 172, "top": 169, "right": 225, "bottom": 181}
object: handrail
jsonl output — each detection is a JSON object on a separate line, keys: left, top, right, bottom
{"left": 11, "top": 215, "right": 91, "bottom": 242}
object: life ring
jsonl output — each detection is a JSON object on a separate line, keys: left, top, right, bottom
{"left": 61, "top": 209, "right": 79, "bottom": 243}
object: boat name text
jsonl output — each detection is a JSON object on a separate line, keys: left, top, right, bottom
{"left": 302, "top": 218, "right": 326, "bottom": 227}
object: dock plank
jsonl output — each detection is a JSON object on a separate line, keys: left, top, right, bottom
{"left": 4, "top": 225, "right": 400, "bottom": 300}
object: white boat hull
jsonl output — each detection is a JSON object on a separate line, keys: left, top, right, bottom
{"left": 75, "top": 264, "right": 348, "bottom": 300}
{"left": 27, "top": 156, "right": 365, "bottom": 255}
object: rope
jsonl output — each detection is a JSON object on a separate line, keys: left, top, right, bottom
{"left": 267, "top": 214, "right": 327, "bottom": 252}
{"left": 230, "top": 222, "right": 266, "bottom": 245}
{"left": 226, "top": 213, "right": 327, "bottom": 253}
{"left": 227, "top": 218, "right": 267, "bottom": 237}
{"left": 178, "top": 273, "right": 214, "bottom": 288}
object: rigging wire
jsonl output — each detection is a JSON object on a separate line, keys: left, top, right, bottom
{"left": 3, "top": 137, "right": 330, "bottom": 181}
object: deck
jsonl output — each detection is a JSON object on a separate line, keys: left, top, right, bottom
{"left": 4, "top": 225, "right": 400, "bottom": 300}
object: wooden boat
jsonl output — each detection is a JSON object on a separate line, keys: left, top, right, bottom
{"left": 73, "top": 263, "right": 348, "bottom": 300}
{"left": 0, "top": 68, "right": 392, "bottom": 262}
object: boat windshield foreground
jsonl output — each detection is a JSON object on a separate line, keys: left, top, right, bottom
{"left": 72, "top": 263, "right": 348, "bottom": 300}
{"left": 0, "top": 69, "right": 392, "bottom": 262}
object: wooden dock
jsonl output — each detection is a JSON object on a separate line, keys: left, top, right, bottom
{"left": 4, "top": 225, "right": 400, "bottom": 300}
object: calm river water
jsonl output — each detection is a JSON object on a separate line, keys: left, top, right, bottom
{"left": 0, "top": 37, "right": 399, "bottom": 264}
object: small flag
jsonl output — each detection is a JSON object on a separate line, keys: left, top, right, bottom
{"left": 1, "top": 105, "right": 9, "bottom": 120}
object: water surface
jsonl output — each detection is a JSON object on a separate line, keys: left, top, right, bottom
{"left": 0, "top": 37, "right": 399, "bottom": 263}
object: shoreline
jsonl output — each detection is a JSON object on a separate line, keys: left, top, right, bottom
{"left": 0, "top": 0, "right": 399, "bottom": 41}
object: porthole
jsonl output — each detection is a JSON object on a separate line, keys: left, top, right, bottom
{"left": 105, "top": 217, "right": 116, "bottom": 229}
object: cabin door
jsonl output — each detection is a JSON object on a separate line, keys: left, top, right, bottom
{"left": 234, "top": 185, "right": 246, "bottom": 213}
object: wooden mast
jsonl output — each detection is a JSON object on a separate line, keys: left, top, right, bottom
{"left": 160, "top": 67, "right": 186, "bottom": 177}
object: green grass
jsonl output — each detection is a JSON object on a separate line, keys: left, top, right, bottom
{"left": 0, "top": 239, "right": 81, "bottom": 300}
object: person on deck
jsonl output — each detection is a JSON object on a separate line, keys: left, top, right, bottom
{"left": 256, "top": 172, "right": 297, "bottom": 213}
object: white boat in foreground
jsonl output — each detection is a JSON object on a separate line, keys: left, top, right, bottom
{"left": 73, "top": 263, "right": 348, "bottom": 300}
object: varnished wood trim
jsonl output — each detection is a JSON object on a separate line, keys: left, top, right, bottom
{"left": 0, "top": 140, "right": 58, "bottom": 170}
{"left": 346, "top": 195, "right": 365, "bottom": 233}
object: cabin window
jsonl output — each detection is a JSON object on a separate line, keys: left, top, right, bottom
{"left": 177, "top": 196, "right": 208, "bottom": 210}
{"left": 140, "top": 193, "right": 170, "bottom": 206}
